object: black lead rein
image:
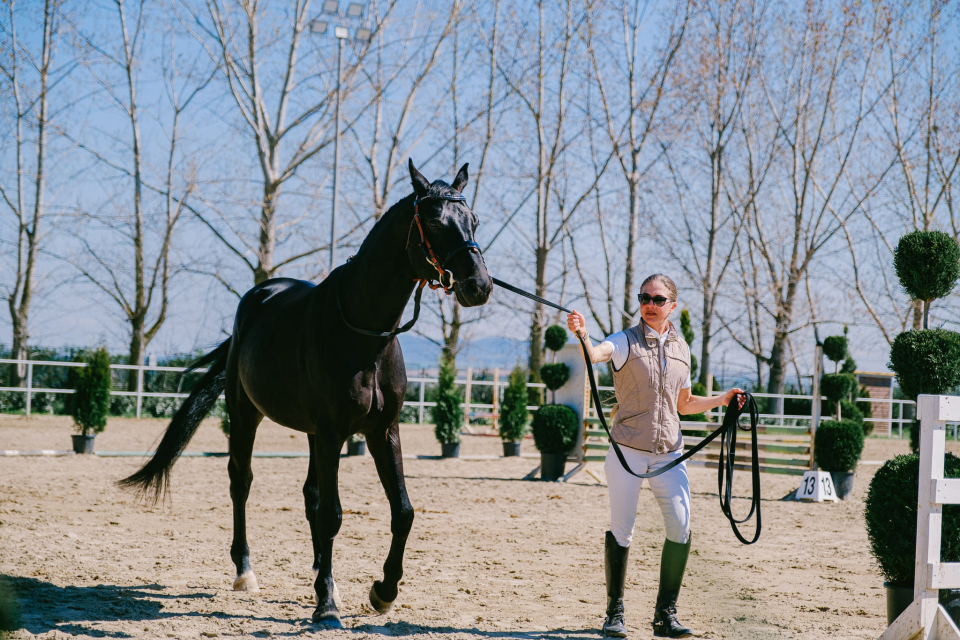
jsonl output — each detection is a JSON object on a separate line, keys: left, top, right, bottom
{"left": 491, "top": 277, "right": 762, "bottom": 545}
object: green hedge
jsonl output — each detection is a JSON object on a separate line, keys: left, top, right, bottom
{"left": 531, "top": 404, "right": 578, "bottom": 455}
{"left": 499, "top": 366, "right": 528, "bottom": 442}
{"left": 893, "top": 230, "right": 960, "bottom": 304}
{"left": 865, "top": 453, "right": 960, "bottom": 587}
{"left": 814, "top": 420, "right": 864, "bottom": 472}
{"left": 889, "top": 329, "right": 960, "bottom": 401}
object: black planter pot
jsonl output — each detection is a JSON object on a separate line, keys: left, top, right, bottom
{"left": 346, "top": 440, "right": 366, "bottom": 456}
{"left": 441, "top": 442, "right": 460, "bottom": 458}
{"left": 830, "top": 471, "right": 855, "bottom": 500}
{"left": 72, "top": 434, "right": 95, "bottom": 454}
{"left": 540, "top": 453, "right": 566, "bottom": 481}
{"left": 885, "top": 583, "right": 913, "bottom": 625}
{"left": 502, "top": 442, "right": 521, "bottom": 457}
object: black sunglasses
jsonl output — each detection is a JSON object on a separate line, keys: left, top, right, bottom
{"left": 638, "top": 293, "right": 672, "bottom": 307}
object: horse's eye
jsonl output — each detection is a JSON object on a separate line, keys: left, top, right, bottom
{"left": 427, "top": 218, "right": 442, "bottom": 229}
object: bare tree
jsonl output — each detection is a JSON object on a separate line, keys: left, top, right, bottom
{"left": 184, "top": 0, "right": 396, "bottom": 286}
{"left": 656, "top": 0, "right": 767, "bottom": 388}
{"left": 730, "top": 0, "right": 889, "bottom": 402}
{"left": 70, "top": 0, "right": 210, "bottom": 385}
{"left": 584, "top": 0, "right": 692, "bottom": 331}
{"left": 0, "top": 0, "right": 61, "bottom": 385}
{"left": 843, "top": 0, "right": 960, "bottom": 338}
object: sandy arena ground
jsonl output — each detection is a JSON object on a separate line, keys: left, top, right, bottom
{"left": 1, "top": 414, "right": 951, "bottom": 639}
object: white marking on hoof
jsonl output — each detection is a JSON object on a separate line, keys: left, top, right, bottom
{"left": 369, "top": 582, "right": 394, "bottom": 614}
{"left": 232, "top": 570, "right": 259, "bottom": 592}
{"left": 314, "top": 578, "right": 342, "bottom": 610}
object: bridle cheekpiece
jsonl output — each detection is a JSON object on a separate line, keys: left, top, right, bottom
{"left": 406, "top": 192, "right": 480, "bottom": 293}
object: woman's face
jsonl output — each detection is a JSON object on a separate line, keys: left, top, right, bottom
{"left": 639, "top": 280, "right": 678, "bottom": 328}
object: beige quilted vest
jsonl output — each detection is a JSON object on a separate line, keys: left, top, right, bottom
{"left": 610, "top": 320, "right": 691, "bottom": 454}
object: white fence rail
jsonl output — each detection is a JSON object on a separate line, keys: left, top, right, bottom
{"left": 0, "top": 357, "right": 921, "bottom": 438}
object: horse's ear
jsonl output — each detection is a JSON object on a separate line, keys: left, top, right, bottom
{"left": 451, "top": 163, "right": 469, "bottom": 192}
{"left": 408, "top": 158, "right": 430, "bottom": 196}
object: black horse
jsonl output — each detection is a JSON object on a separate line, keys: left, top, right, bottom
{"left": 119, "top": 160, "right": 492, "bottom": 626}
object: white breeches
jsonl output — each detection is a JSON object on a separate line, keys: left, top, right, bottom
{"left": 605, "top": 445, "right": 691, "bottom": 547}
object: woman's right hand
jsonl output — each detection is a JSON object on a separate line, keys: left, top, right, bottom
{"left": 567, "top": 310, "right": 587, "bottom": 338}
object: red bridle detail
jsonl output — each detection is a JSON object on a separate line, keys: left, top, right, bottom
{"left": 405, "top": 197, "right": 479, "bottom": 294}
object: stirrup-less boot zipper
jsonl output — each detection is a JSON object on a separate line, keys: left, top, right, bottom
{"left": 603, "top": 531, "right": 629, "bottom": 637}
{"left": 652, "top": 534, "right": 693, "bottom": 638}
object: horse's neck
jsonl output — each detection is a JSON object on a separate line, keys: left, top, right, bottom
{"left": 338, "top": 203, "right": 418, "bottom": 334}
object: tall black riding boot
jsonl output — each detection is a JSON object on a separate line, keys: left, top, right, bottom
{"left": 603, "top": 531, "right": 629, "bottom": 638}
{"left": 652, "top": 534, "right": 694, "bottom": 638}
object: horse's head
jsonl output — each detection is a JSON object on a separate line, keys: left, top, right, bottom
{"left": 406, "top": 159, "right": 492, "bottom": 308}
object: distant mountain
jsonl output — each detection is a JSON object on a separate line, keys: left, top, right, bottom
{"left": 397, "top": 335, "right": 529, "bottom": 371}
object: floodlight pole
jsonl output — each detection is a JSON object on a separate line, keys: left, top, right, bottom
{"left": 330, "top": 35, "right": 344, "bottom": 272}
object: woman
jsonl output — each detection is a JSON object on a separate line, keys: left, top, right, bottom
{"left": 567, "top": 274, "right": 744, "bottom": 639}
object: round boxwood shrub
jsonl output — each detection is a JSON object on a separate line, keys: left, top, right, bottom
{"left": 893, "top": 230, "right": 960, "bottom": 308}
{"left": 889, "top": 330, "right": 960, "bottom": 401}
{"left": 68, "top": 347, "right": 112, "bottom": 436}
{"left": 865, "top": 453, "right": 960, "bottom": 587}
{"left": 822, "top": 335, "right": 848, "bottom": 371}
{"left": 814, "top": 419, "right": 864, "bottom": 472}
{"left": 540, "top": 362, "right": 570, "bottom": 392}
{"left": 544, "top": 324, "right": 569, "bottom": 352}
{"left": 821, "top": 373, "right": 857, "bottom": 405}
{"left": 531, "top": 404, "right": 578, "bottom": 455}
{"left": 432, "top": 356, "right": 462, "bottom": 445}
{"left": 499, "top": 366, "right": 528, "bottom": 442}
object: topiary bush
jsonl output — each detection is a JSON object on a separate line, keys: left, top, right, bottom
{"left": 680, "top": 309, "right": 698, "bottom": 380}
{"left": 821, "top": 374, "right": 857, "bottom": 418}
{"left": 539, "top": 362, "right": 570, "bottom": 392}
{"left": 499, "top": 366, "right": 528, "bottom": 442}
{"left": 432, "top": 356, "right": 463, "bottom": 445}
{"left": 894, "top": 230, "right": 960, "bottom": 326}
{"left": 865, "top": 453, "right": 960, "bottom": 587}
{"left": 814, "top": 419, "right": 864, "bottom": 472}
{"left": 68, "top": 347, "right": 112, "bottom": 437}
{"left": 544, "top": 324, "right": 568, "bottom": 352}
{"left": 889, "top": 329, "right": 960, "bottom": 401}
{"left": 531, "top": 404, "right": 578, "bottom": 455}
{"left": 822, "top": 335, "right": 848, "bottom": 373}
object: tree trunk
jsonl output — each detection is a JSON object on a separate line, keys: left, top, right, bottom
{"left": 10, "top": 314, "right": 27, "bottom": 386}
{"left": 255, "top": 182, "right": 278, "bottom": 284}
{"left": 528, "top": 246, "right": 549, "bottom": 382}
{"left": 442, "top": 303, "right": 461, "bottom": 367}
{"left": 698, "top": 310, "right": 712, "bottom": 388}
{"left": 127, "top": 315, "right": 144, "bottom": 391}
{"left": 622, "top": 160, "right": 640, "bottom": 330}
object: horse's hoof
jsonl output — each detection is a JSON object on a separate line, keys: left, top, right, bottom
{"left": 232, "top": 570, "right": 259, "bottom": 592}
{"left": 312, "top": 609, "right": 342, "bottom": 628}
{"left": 369, "top": 581, "right": 394, "bottom": 614}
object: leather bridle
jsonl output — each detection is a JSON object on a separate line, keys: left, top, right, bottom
{"left": 406, "top": 192, "right": 481, "bottom": 293}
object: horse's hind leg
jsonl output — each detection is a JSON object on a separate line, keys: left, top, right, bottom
{"left": 366, "top": 421, "right": 415, "bottom": 613}
{"left": 227, "top": 386, "right": 263, "bottom": 591}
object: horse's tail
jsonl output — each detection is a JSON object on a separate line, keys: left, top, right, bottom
{"left": 117, "top": 338, "right": 231, "bottom": 504}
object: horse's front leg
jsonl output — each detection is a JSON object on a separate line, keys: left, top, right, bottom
{"left": 366, "top": 421, "right": 415, "bottom": 613}
{"left": 311, "top": 433, "right": 344, "bottom": 627}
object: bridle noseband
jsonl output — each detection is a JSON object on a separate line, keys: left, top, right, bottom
{"left": 406, "top": 192, "right": 480, "bottom": 293}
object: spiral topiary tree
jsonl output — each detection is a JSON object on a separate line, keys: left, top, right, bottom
{"left": 822, "top": 331, "right": 848, "bottom": 374}
{"left": 893, "top": 230, "right": 960, "bottom": 328}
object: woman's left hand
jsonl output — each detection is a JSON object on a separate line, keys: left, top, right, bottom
{"left": 721, "top": 387, "right": 746, "bottom": 409}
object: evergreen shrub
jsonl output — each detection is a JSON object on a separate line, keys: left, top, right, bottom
{"left": 499, "top": 366, "right": 528, "bottom": 442}
{"left": 539, "top": 363, "right": 570, "bottom": 392}
{"left": 531, "top": 404, "right": 578, "bottom": 455}
{"left": 893, "top": 230, "right": 960, "bottom": 305}
{"left": 814, "top": 419, "right": 864, "bottom": 472}
{"left": 889, "top": 329, "right": 960, "bottom": 401}
{"left": 865, "top": 453, "right": 960, "bottom": 587}
{"left": 821, "top": 373, "right": 857, "bottom": 405}
{"left": 544, "top": 324, "right": 568, "bottom": 352}
{"left": 432, "top": 356, "right": 463, "bottom": 445}
{"left": 69, "top": 347, "right": 112, "bottom": 436}
{"left": 822, "top": 335, "right": 848, "bottom": 370}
